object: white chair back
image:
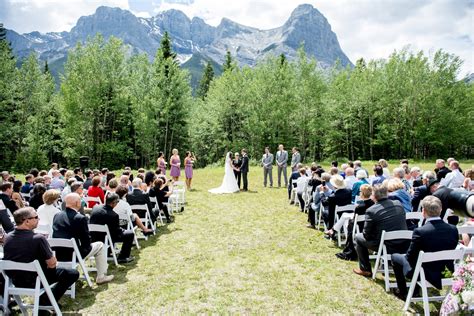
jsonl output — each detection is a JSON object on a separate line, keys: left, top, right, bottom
{"left": 405, "top": 212, "right": 424, "bottom": 227}
{"left": 130, "top": 204, "right": 156, "bottom": 235}
{"left": 87, "top": 224, "right": 118, "bottom": 266}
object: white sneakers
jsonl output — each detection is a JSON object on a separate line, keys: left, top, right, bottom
{"left": 96, "top": 274, "right": 114, "bottom": 285}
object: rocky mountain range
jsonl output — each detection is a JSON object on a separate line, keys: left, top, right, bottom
{"left": 5, "top": 4, "right": 352, "bottom": 87}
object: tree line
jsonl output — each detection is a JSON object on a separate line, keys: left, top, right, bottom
{"left": 0, "top": 27, "right": 472, "bottom": 172}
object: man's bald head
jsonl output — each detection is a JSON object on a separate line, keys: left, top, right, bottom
{"left": 65, "top": 193, "right": 81, "bottom": 211}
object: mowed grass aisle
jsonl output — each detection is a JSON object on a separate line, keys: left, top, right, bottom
{"left": 62, "top": 167, "right": 406, "bottom": 314}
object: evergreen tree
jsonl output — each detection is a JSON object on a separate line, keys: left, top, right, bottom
{"left": 197, "top": 61, "right": 214, "bottom": 100}
{"left": 44, "top": 60, "right": 49, "bottom": 74}
{"left": 0, "top": 23, "right": 7, "bottom": 41}
{"left": 222, "top": 51, "right": 235, "bottom": 73}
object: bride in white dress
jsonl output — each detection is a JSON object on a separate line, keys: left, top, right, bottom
{"left": 208, "top": 152, "right": 240, "bottom": 194}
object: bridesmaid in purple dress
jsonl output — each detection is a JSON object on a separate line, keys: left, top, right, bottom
{"left": 169, "top": 148, "right": 181, "bottom": 181}
{"left": 184, "top": 151, "right": 197, "bottom": 190}
{"left": 156, "top": 151, "right": 167, "bottom": 176}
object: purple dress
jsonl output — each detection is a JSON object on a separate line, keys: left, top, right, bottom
{"left": 185, "top": 158, "right": 193, "bottom": 179}
{"left": 159, "top": 159, "right": 166, "bottom": 176}
{"left": 170, "top": 156, "right": 181, "bottom": 177}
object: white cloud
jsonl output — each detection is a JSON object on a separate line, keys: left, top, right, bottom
{"left": 1, "top": 0, "right": 472, "bottom": 75}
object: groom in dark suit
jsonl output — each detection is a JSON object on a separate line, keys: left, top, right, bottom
{"left": 241, "top": 149, "right": 249, "bottom": 191}
{"left": 232, "top": 152, "right": 242, "bottom": 188}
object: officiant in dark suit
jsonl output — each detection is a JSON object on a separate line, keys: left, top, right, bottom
{"left": 233, "top": 152, "right": 242, "bottom": 188}
{"left": 241, "top": 149, "right": 249, "bottom": 191}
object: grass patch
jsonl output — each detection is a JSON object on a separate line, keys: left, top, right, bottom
{"left": 52, "top": 166, "right": 449, "bottom": 314}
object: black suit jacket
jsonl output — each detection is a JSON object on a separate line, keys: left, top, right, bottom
{"left": 327, "top": 188, "right": 352, "bottom": 211}
{"left": 433, "top": 186, "right": 452, "bottom": 219}
{"left": 412, "top": 185, "right": 429, "bottom": 212}
{"left": 436, "top": 167, "right": 451, "bottom": 181}
{"left": 52, "top": 208, "right": 92, "bottom": 259}
{"left": 89, "top": 204, "right": 123, "bottom": 243}
{"left": 363, "top": 198, "right": 408, "bottom": 249}
{"left": 0, "top": 193, "right": 18, "bottom": 213}
{"left": 232, "top": 158, "right": 242, "bottom": 173}
{"left": 240, "top": 156, "right": 249, "bottom": 173}
{"left": 404, "top": 219, "right": 458, "bottom": 289}
{"left": 126, "top": 189, "right": 153, "bottom": 219}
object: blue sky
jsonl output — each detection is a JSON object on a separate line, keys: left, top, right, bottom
{"left": 1, "top": 0, "right": 472, "bottom": 76}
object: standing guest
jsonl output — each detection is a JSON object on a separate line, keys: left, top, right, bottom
{"left": 156, "top": 152, "right": 167, "bottom": 176}
{"left": 87, "top": 176, "right": 105, "bottom": 208}
{"left": 391, "top": 196, "right": 458, "bottom": 300}
{"left": 50, "top": 170, "right": 65, "bottom": 191}
{"left": 290, "top": 147, "right": 301, "bottom": 172}
{"left": 336, "top": 185, "right": 374, "bottom": 261}
{"left": 295, "top": 168, "right": 309, "bottom": 213}
{"left": 0, "top": 182, "right": 19, "bottom": 213}
{"left": 89, "top": 193, "right": 135, "bottom": 264}
{"left": 435, "top": 159, "right": 451, "bottom": 181}
{"left": 21, "top": 174, "right": 34, "bottom": 195}
{"left": 47, "top": 163, "right": 58, "bottom": 177}
{"left": 344, "top": 167, "right": 357, "bottom": 190}
{"left": 37, "top": 189, "right": 61, "bottom": 228}
{"left": 232, "top": 152, "right": 242, "bottom": 189}
{"left": 371, "top": 165, "right": 386, "bottom": 186}
{"left": 378, "top": 159, "right": 391, "bottom": 178}
{"left": 53, "top": 193, "right": 114, "bottom": 285}
{"left": 440, "top": 160, "right": 465, "bottom": 188}
{"left": 352, "top": 170, "right": 369, "bottom": 203}
{"left": 12, "top": 180, "right": 26, "bottom": 209}
{"left": 83, "top": 170, "right": 93, "bottom": 190}
{"left": 353, "top": 184, "right": 408, "bottom": 277}
{"left": 169, "top": 148, "right": 181, "bottom": 181}
{"left": 240, "top": 149, "right": 250, "bottom": 192}
{"left": 261, "top": 147, "right": 274, "bottom": 188}
{"left": 3, "top": 207, "right": 79, "bottom": 306}
{"left": 184, "top": 151, "right": 196, "bottom": 190}
{"left": 463, "top": 169, "right": 474, "bottom": 191}
{"left": 29, "top": 183, "right": 47, "bottom": 210}
{"left": 276, "top": 144, "right": 288, "bottom": 188}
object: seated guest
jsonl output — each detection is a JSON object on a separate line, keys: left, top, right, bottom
{"left": 409, "top": 166, "right": 423, "bottom": 188}
{"left": 378, "top": 159, "right": 390, "bottom": 178}
{"left": 339, "top": 163, "right": 348, "bottom": 178}
{"left": 83, "top": 170, "right": 93, "bottom": 190}
{"left": 353, "top": 184, "right": 408, "bottom": 277}
{"left": 89, "top": 193, "right": 135, "bottom": 264}
{"left": 0, "top": 182, "right": 18, "bottom": 213}
{"left": 20, "top": 174, "right": 34, "bottom": 195}
{"left": 463, "top": 168, "right": 474, "bottom": 191}
{"left": 28, "top": 183, "right": 46, "bottom": 210}
{"left": 352, "top": 170, "right": 369, "bottom": 203}
{"left": 435, "top": 159, "right": 451, "bottom": 181}
{"left": 87, "top": 176, "right": 105, "bottom": 208}
{"left": 74, "top": 167, "right": 84, "bottom": 182}
{"left": 127, "top": 178, "right": 156, "bottom": 223}
{"left": 52, "top": 193, "right": 114, "bottom": 284}
{"left": 288, "top": 163, "right": 303, "bottom": 201}
{"left": 0, "top": 182, "right": 15, "bottom": 233}
{"left": 37, "top": 189, "right": 61, "bottom": 228}
{"left": 3, "top": 207, "right": 79, "bottom": 306}
{"left": 387, "top": 178, "right": 412, "bottom": 213}
{"left": 296, "top": 168, "right": 309, "bottom": 213}
{"left": 336, "top": 184, "right": 374, "bottom": 261}
{"left": 114, "top": 186, "right": 154, "bottom": 234}
{"left": 12, "top": 180, "right": 26, "bottom": 209}
{"left": 120, "top": 175, "right": 133, "bottom": 193}
{"left": 371, "top": 165, "right": 386, "bottom": 186}
{"left": 411, "top": 171, "right": 436, "bottom": 212}
{"left": 49, "top": 170, "right": 65, "bottom": 191}
{"left": 393, "top": 167, "right": 410, "bottom": 192}
{"left": 440, "top": 160, "right": 465, "bottom": 189}
{"left": 0, "top": 171, "right": 10, "bottom": 185}
{"left": 309, "top": 173, "right": 333, "bottom": 228}
{"left": 149, "top": 178, "right": 173, "bottom": 223}
{"left": 144, "top": 171, "right": 156, "bottom": 193}
{"left": 429, "top": 179, "right": 460, "bottom": 225}
{"left": 391, "top": 196, "right": 458, "bottom": 300}
{"left": 323, "top": 175, "right": 352, "bottom": 235}
{"left": 61, "top": 177, "right": 77, "bottom": 201}
{"left": 344, "top": 167, "right": 357, "bottom": 190}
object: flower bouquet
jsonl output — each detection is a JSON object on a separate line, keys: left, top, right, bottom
{"left": 440, "top": 256, "right": 474, "bottom": 315}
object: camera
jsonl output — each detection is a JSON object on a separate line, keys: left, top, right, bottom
{"left": 322, "top": 181, "right": 326, "bottom": 186}
{"left": 448, "top": 190, "right": 474, "bottom": 218}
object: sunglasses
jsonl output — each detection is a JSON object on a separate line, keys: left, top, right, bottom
{"left": 28, "top": 215, "right": 39, "bottom": 220}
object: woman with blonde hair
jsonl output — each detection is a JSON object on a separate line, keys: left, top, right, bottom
{"left": 169, "top": 148, "right": 181, "bottom": 181}
{"left": 387, "top": 178, "right": 412, "bottom": 212}
{"left": 37, "top": 189, "right": 61, "bottom": 227}
{"left": 184, "top": 151, "right": 196, "bottom": 190}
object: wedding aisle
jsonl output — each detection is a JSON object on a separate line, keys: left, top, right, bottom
{"left": 61, "top": 167, "right": 405, "bottom": 314}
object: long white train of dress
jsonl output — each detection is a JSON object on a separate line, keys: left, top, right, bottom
{"left": 208, "top": 154, "right": 240, "bottom": 194}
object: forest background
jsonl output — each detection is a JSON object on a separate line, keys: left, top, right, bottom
{"left": 0, "top": 26, "right": 472, "bottom": 172}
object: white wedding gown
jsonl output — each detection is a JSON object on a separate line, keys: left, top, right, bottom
{"left": 208, "top": 153, "right": 240, "bottom": 194}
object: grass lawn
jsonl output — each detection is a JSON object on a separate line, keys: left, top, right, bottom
{"left": 53, "top": 164, "right": 462, "bottom": 315}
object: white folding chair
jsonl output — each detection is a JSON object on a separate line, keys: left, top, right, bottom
{"left": 372, "top": 230, "right": 413, "bottom": 292}
{"left": 20, "top": 192, "right": 30, "bottom": 201}
{"left": 335, "top": 204, "right": 356, "bottom": 247}
{"left": 85, "top": 196, "right": 103, "bottom": 207}
{"left": 403, "top": 249, "right": 465, "bottom": 316}
{"left": 317, "top": 202, "right": 327, "bottom": 231}
{"left": 130, "top": 204, "right": 156, "bottom": 236}
{"left": 0, "top": 260, "right": 62, "bottom": 316}
{"left": 352, "top": 214, "right": 366, "bottom": 242}
{"left": 117, "top": 212, "right": 141, "bottom": 249}
{"left": 290, "top": 182, "right": 298, "bottom": 205}
{"left": 87, "top": 224, "right": 119, "bottom": 266}
{"left": 172, "top": 181, "right": 186, "bottom": 209}
{"left": 35, "top": 223, "right": 53, "bottom": 238}
{"left": 443, "top": 208, "right": 454, "bottom": 223}
{"left": 47, "top": 238, "right": 93, "bottom": 298}
{"left": 406, "top": 212, "right": 424, "bottom": 228}
{"left": 149, "top": 196, "right": 166, "bottom": 226}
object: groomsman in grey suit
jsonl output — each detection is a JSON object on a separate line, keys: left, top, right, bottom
{"left": 291, "top": 147, "right": 301, "bottom": 171}
{"left": 276, "top": 144, "right": 288, "bottom": 187}
{"left": 261, "top": 147, "right": 274, "bottom": 187}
